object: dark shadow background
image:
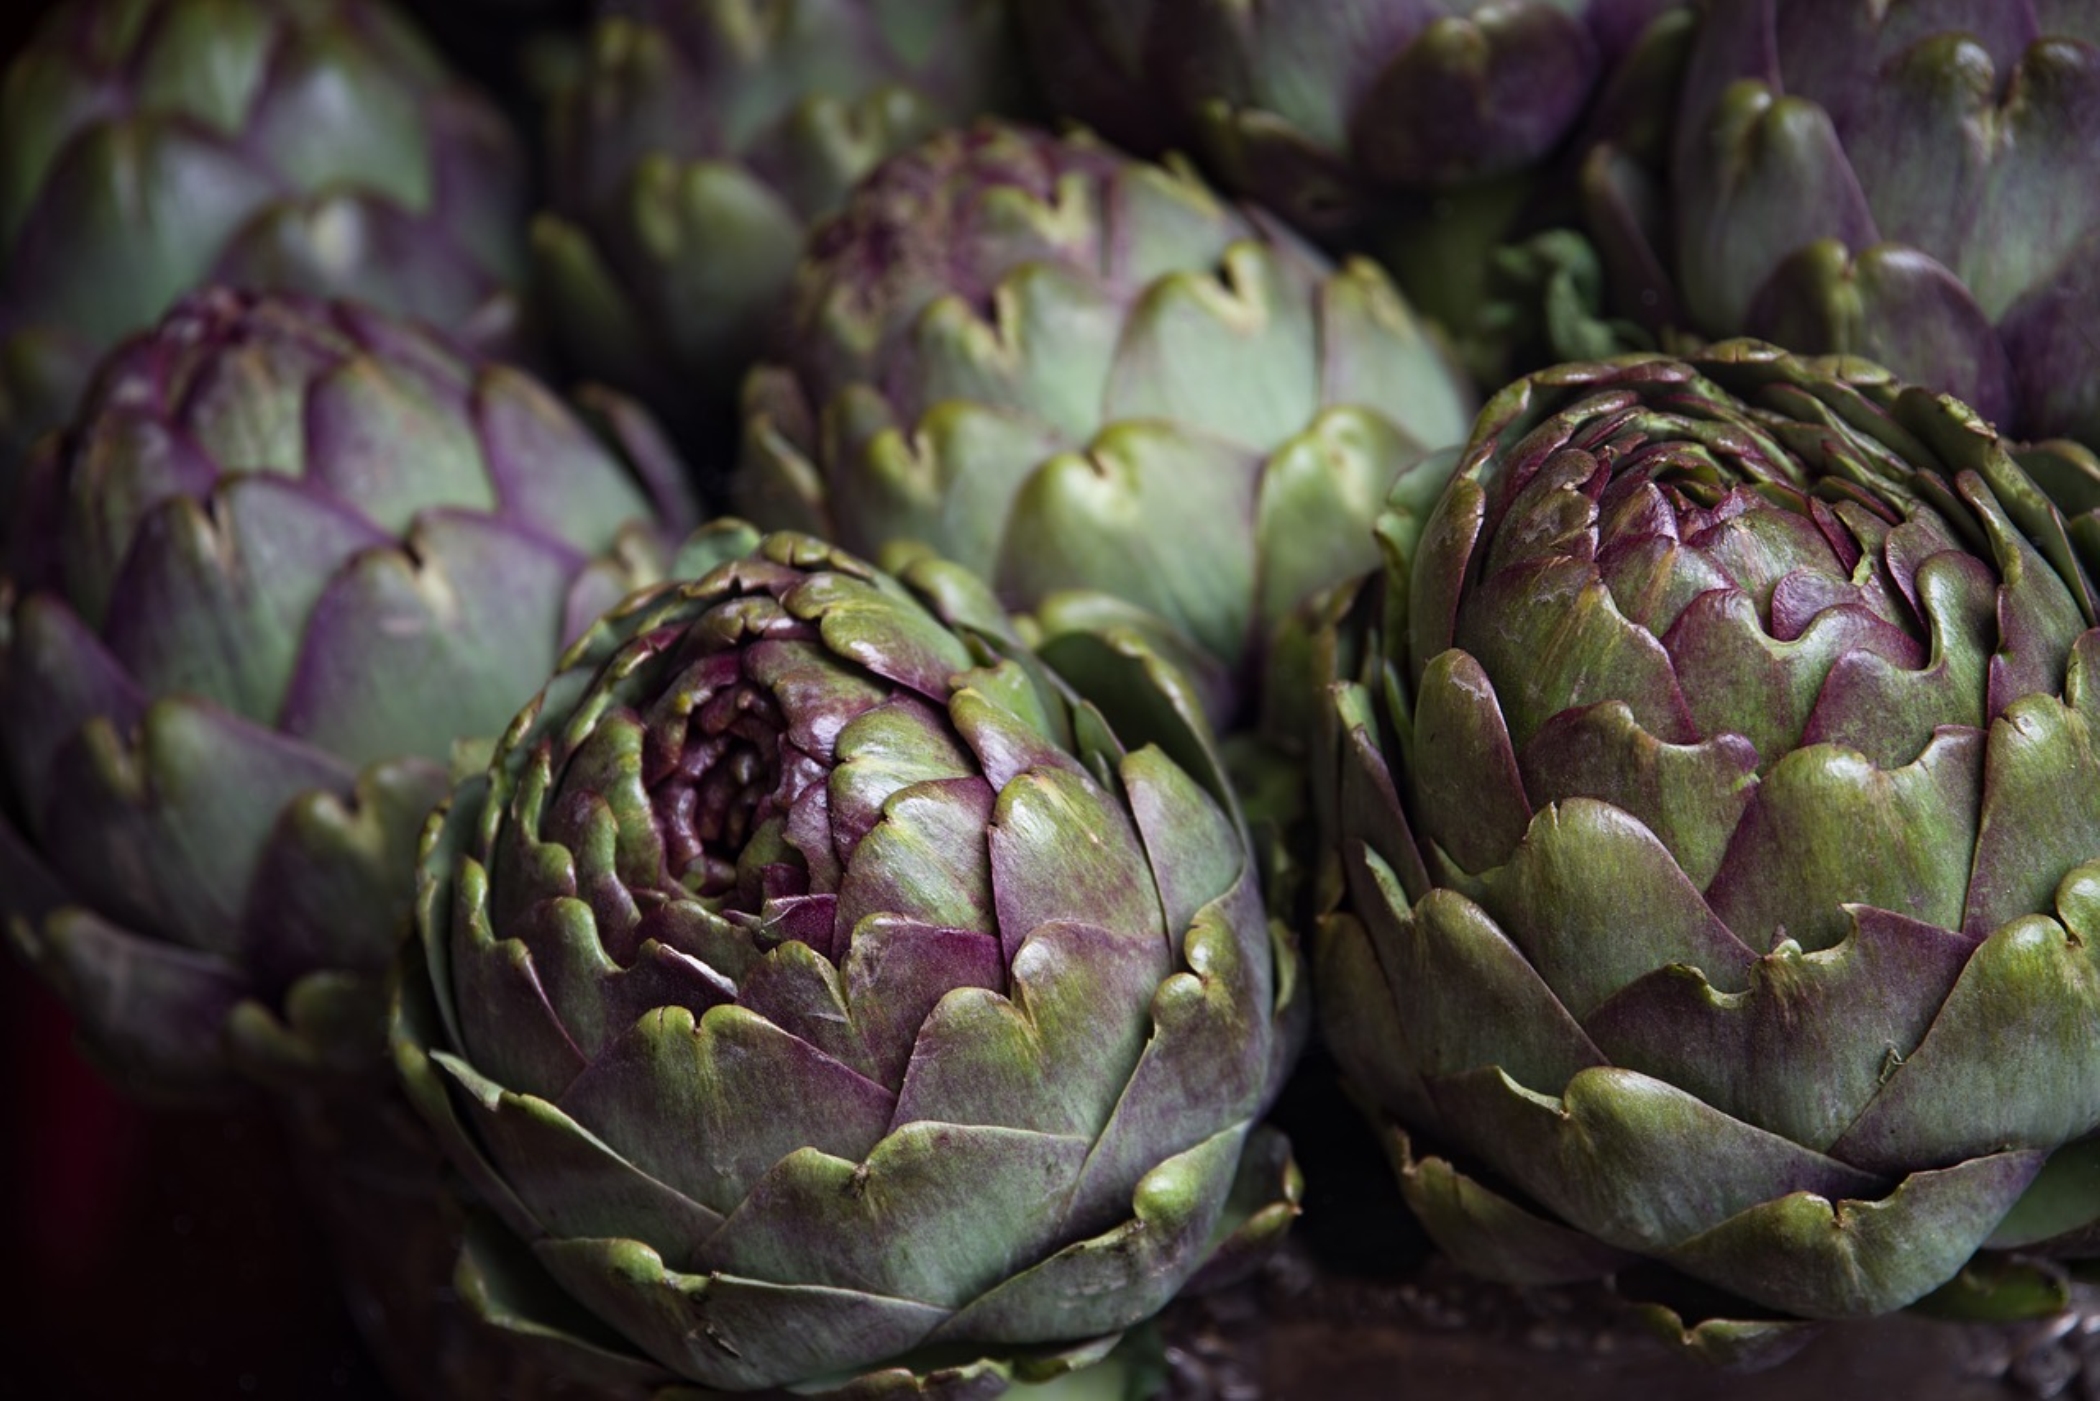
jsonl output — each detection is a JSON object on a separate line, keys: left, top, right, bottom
{"left": 3, "top": 975, "right": 391, "bottom": 1397}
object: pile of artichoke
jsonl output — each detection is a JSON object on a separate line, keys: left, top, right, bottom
{"left": 9, "top": 1, "right": 2100, "bottom": 1397}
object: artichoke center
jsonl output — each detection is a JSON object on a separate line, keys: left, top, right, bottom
{"left": 651, "top": 673, "right": 798, "bottom": 907}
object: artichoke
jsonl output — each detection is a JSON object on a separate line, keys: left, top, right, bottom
{"left": 741, "top": 121, "right": 1474, "bottom": 726}
{"left": 1, "top": 287, "right": 695, "bottom": 1098}
{"left": 1587, "top": 0, "right": 2100, "bottom": 449}
{"left": 394, "top": 525, "right": 1302, "bottom": 1393}
{"left": 1318, "top": 343, "right": 2100, "bottom": 1339}
{"left": 0, "top": 0, "right": 530, "bottom": 480}
{"left": 1018, "top": 0, "right": 1682, "bottom": 231}
{"left": 534, "top": 0, "right": 1024, "bottom": 449}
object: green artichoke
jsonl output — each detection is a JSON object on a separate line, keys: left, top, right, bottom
{"left": 0, "top": 0, "right": 531, "bottom": 485}
{"left": 1586, "top": 0, "right": 2100, "bottom": 449}
{"left": 394, "top": 526, "right": 1302, "bottom": 1394}
{"left": 534, "top": 0, "right": 1024, "bottom": 450}
{"left": 1318, "top": 343, "right": 2100, "bottom": 1338}
{"left": 1, "top": 287, "right": 695, "bottom": 1098}
{"left": 741, "top": 121, "right": 1474, "bottom": 726}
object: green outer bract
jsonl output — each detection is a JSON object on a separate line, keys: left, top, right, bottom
{"left": 534, "top": 0, "right": 1023, "bottom": 446}
{"left": 1318, "top": 340, "right": 2100, "bottom": 1331}
{"left": 0, "top": 0, "right": 530, "bottom": 480}
{"left": 740, "top": 120, "right": 1475, "bottom": 728}
{"left": 0, "top": 287, "right": 694, "bottom": 1099}
{"left": 393, "top": 526, "right": 1303, "bottom": 1393}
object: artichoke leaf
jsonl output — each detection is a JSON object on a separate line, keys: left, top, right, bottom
{"left": 932, "top": 1122, "right": 1256, "bottom": 1345}
{"left": 1675, "top": 84, "right": 1878, "bottom": 335}
{"left": 1704, "top": 730, "right": 1983, "bottom": 954}
{"left": 430, "top": 1039, "right": 728, "bottom": 1264}
{"left": 695, "top": 1123, "right": 1092, "bottom": 1310}
{"left": 1625, "top": 1301, "right": 1820, "bottom": 1373}
{"left": 1432, "top": 1064, "right": 1889, "bottom": 1256}
{"left": 841, "top": 915, "right": 1005, "bottom": 1090}
{"left": 1063, "top": 872, "right": 1284, "bottom": 1236}
{"left": 889, "top": 920, "right": 1163, "bottom": 1140}
{"left": 453, "top": 1209, "right": 678, "bottom": 1396}
{"left": 40, "top": 696, "right": 353, "bottom": 956}
{"left": 1518, "top": 700, "right": 1759, "bottom": 891}
{"left": 999, "top": 421, "right": 1260, "bottom": 672}
{"left": 986, "top": 766, "right": 1156, "bottom": 965}
{"left": 1963, "top": 693, "right": 2100, "bottom": 937}
{"left": 1658, "top": 1150, "right": 2046, "bottom": 1319}
{"left": 1987, "top": 1136, "right": 2100, "bottom": 1251}
{"left": 1120, "top": 743, "right": 1244, "bottom": 943}
{"left": 1313, "top": 908, "right": 1439, "bottom": 1136}
{"left": 1830, "top": 913, "right": 2100, "bottom": 1174}
{"left": 1387, "top": 1124, "right": 1640, "bottom": 1287}
{"left": 1365, "top": 860, "right": 1606, "bottom": 1101}
{"left": 1475, "top": 798, "right": 1757, "bottom": 1017}
{"left": 555, "top": 1004, "right": 896, "bottom": 1222}
{"left": 1583, "top": 907, "right": 1975, "bottom": 1154}
{"left": 536, "top": 1233, "right": 950, "bottom": 1393}
{"left": 13, "top": 901, "right": 250, "bottom": 1100}
{"left": 1408, "top": 647, "right": 1532, "bottom": 877}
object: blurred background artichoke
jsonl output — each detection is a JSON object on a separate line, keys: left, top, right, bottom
{"left": 741, "top": 120, "right": 1474, "bottom": 729}
{"left": 1583, "top": 0, "right": 2100, "bottom": 451}
{"left": 0, "top": 0, "right": 534, "bottom": 490}
{"left": 2, "top": 286, "right": 692, "bottom": 1096}
{"left": 534, "top": 0, "right": 1029, "bottom": 470}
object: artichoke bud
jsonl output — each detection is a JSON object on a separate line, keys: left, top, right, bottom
{"left": 536, "top": 0, "right": 1026, "bottom": 450}
{"left": 0, "top": 287, "right": 697, "bottom": 1099}
{"left": 394, "top": 529, "right": 1303, "bottom": 1392}
{"left": 1321, "top": 340, "right": 2100, "bottom": 1329}
{"left": 0, "top": 0, "right": 532, "bottom": 483}
{"left": 1016, "top": 0, "right": 1679, "bottom": 233}
{"left": 741, "top": 119, "right": 1477, "bottom": 734}
{"left": 1655, "top": 0, "right": 2100, "bottom": 453}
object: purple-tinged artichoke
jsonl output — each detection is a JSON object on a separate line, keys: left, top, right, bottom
{"left": 0, "top": 0, "right": 530, "bottom": 481}
{"left": 741, "top": 121, "right": 1474, "bottom": 728}
{"left": 394, "top": 525, "right": 1303, "bottom": 1394}
{"left": 534, "top": 0, "right": 1024, "bottom": 451}
{"left": 1, "top": 288, "right": 696, "bottom": 1099}
{"left": 1014, "top": 0, "right": 1683, "bottom": 285}
{"left": 1586, "top": 0, "right": 2100, "bottom": 451}
{"left": 1319, "top": 343, "right": 2100, "bottom": 1353}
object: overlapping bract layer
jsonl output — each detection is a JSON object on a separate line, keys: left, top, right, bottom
{"left": 1319, "top": 343, "right": 2100, "bottom": 1326}
{"left": 0, "top": 0, "right": 529, "bottom": 472}
{"left": 1590, "top": 0, "right": 2100, "bottom": 449}
{"left": 1015, "top": 0, "right": 1681, "bottom": 233}
{"left": 742, "top": 121, "right": 1474, "bottom": 723}
{"left": 395, "top": 528, "right": 1302, "bottom": 1393}
{"left": 0, "top": 288, "right": 692, "bottom": 1097}
{"left": 535, "top": 0, "right": 1023, "bottom": 440}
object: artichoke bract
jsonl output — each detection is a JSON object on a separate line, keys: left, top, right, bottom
{"left": 0, "top": 0, "right": 530, "bottom": 481}
{"left": 0, "top": 288, "right": 695, "bottom": 1098}
{"left": 1590, "top": 0, "right": 2100, "bottom": 449}
{"left": 535, "top": 0, "right": 1023, "bottom": 449}
{"left": 741, "top": 121, "right": 1474, "bottom": 726}
{"left": 1319, "top": 343, "right": 2100, "bottom": 1337}
{"left": 395, "top": 527, "right": 1302, "bottom": 1393}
